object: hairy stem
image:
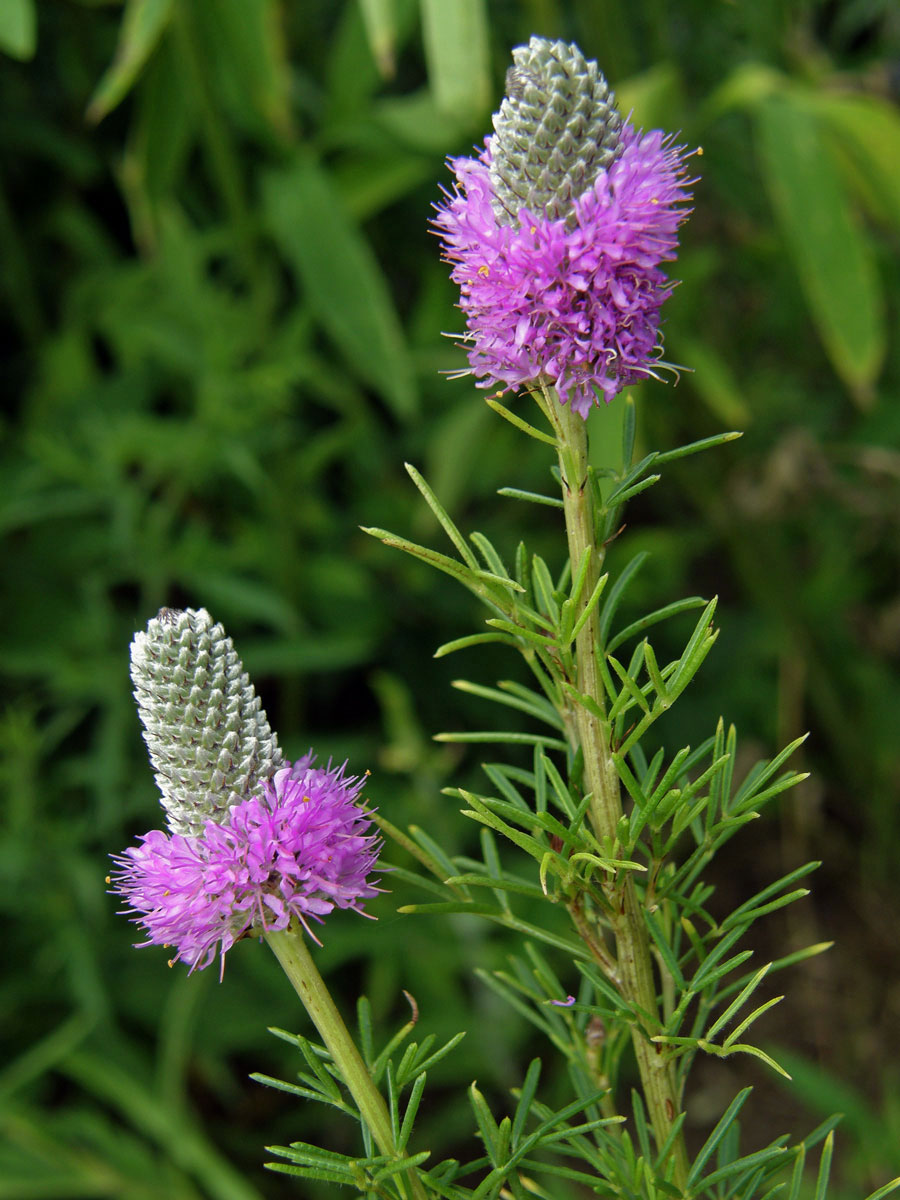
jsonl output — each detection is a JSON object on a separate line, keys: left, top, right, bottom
{"left": 266, "top": 925, "right": 428, "bottom": 1200}
{"left": 536, "top": 385, "right": 690, "bottom": 1190}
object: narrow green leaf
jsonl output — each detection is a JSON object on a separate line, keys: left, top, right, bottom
{"left": 654, "top": 430, "right": 742, "bottom": 465}
{"left": 398, "top": 1072, "right": 427, "bottom": 1152}
{"left": 686, "top": 1088, "right": 753, "bottom": 1187}
{"left": 757, "top": 94, "right": 884, "bottom": 402}
{"left": 434, "top": 632, "right": 520, "bottom": 658}
{"left": 397, "top": 899, "right": 499, "bottom": 916}
{"left": 787, "top": 1145, "right": 807, "bottom": 1200}
{"left": 718, "top": 941, "right": 832, "bottom": 1003}
{"left": 561, "top": 679, "right": 609, "bottom": 721}
{"left": 642, "top": 638, "right": 668, "bottom": 702}
{"left": 420, "top": 0, "right": 490, "bottom": 119}
{"left": 0, "top": 0, "right": 36, "bottom": 60}
{"left": 405, "top": 823, "right": 462, "bottom": 882}
{"left": 598, "top": 552, "right": 649, "bottom": 644}
{"left": 729, "top": 733, "right": 809, "bottom": 814}
{"left": 722, "top": 995, "right": 784, "bottom": 1049}
{"left": 361, "top": 527, "right": 506, "bottom": 599}
{"left": 539, "top": 754, "right": 578, "bottom": 821}
{"left": 405, "top": 462, "right": 479, "bottom": 569}
{"left": 698, "top": 1038, "right": 791, "bottom": 1079}
{"left": 706, "top": 964, "right": 773, "bottom": 1041}
{"left": 470, "top": 533, "right": 520, "bottom": 588}
{"left": 486, "top": 397, "right": 557, "bottom": 445}
{"left": 631, "top": 1088, "right": 652, "bottom": 1160}
{"left": 691, "top": 924, "right": 753, "bottom": 988}
{"left": 263, "top": 158, "right": 417, "bottom": 417}
{"left": 459, "top": 791, "right": 549, "bottom": 861}
{"left": 699, "top": 1145, "right": 788, "bottom": 1190}
{"left": 512, "top": 1060, "right": 542, "bottom": 1147}
{"left": 863, "top": 1178, "right": 900, "bottom": 1200}
{"left": 444, "top": 873, "right": 545, "bottom": 899}
{"left": 480, "top": 763, "right": 531, "bottom": 810}
{"left": 621, "top": 394, "right": 636, "bottom": 468}
{"left": 371, "top": 1150, "right": 433, "bottom": 1185}
{"left": 484, "top": 618, "right": 558, "bottom": 650}
{"left": 405, "top": 1031, "right": 466, "bottom": 1080}
{"left": 531, "top": 554, "right": 560, "bottom": 623}
{"left": 606, "top": 596, "right": 707, "bottom": 655}
{"left": 605, "top": 472, "right": 661, "bottom": 507}
{"left": 498, "top": 486, "right": 564, "bottom": 508}
{"left": 359, "top": 0, "right": 397, "bottom": 77}
{"left": 814, "top": 1131, "right": 835, "bottom": 1200}
{"left": 569, "top": 851, "right": 645, "bottom": 873}
{"left": 469, "top": 1083, "right": 502, "bottom": 1163}
{"left": 608, "top": 649, "right": 652, "bottom": 719}
{"left": 720, "top": 884, "right": 815, "bottom": 933}
{"left": 645, "top": 909, "right": 686, "bottom": 990}
{"left": 564, "top": 571, "right": 609, "bottom": 650}
{"left": 86, "top": 0, "right": 173, "bottom": 121}
{"left": 435, "top": 729, "right": 567, "bottom": 751}
{"left": 564, "top": 546, "right": 592, "bottom": 616}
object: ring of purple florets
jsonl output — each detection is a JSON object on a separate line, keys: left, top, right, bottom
{"left": 434, "top": 124, "right": 694, "bottom": 418}
{"left": 110, "top": 757, "right": 381, "bottom": 975}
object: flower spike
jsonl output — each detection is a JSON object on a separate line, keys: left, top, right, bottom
{"left": 130, "top": 607, "right": 283, "bottom": 834}
{"left": 111, "top": 757, "right": 382, "bottom": 975}
{"left": 434, "top": 37, "right": 695, "bottom": 417}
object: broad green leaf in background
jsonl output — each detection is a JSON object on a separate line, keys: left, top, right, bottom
{"left": 121, "top": 39, "right": 197, "bottom": 252}
{"left": 814, "top": 92, "right": 900, "bottom": 235}
{"left": 756, "top": 93, "right": 885, "bottom": 406}
{"left": 419, "top": 0, "right": 490, "bottom": 122}
{"left": 360, "top": 0, "right": 398, "bottom": 78}
{"left": 86, "top": 0, "right": 175, "bottom": 123}
{"left": 263, "top": 156, "right": 418, "bottom": 419}
{"left": 190, "top": 0, "right": 293, "bottom": 139}
{"left": 0, "top": 0, "right": 35, "bottom": 60}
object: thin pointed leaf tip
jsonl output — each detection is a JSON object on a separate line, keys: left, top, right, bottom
{"left": 130, "top": 607, "right": 283, "bottom": 834}
{"left": 434, "top": 35, "right": 696, "bottom": 417}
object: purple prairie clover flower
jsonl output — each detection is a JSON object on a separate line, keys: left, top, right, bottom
{"left": 434, "top": 37, "right": 695, "bottom": 418}
{"left": 111, "top": 757, "right": 382, "bottom": 975}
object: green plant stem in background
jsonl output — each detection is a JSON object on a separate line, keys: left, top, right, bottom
{"left": 535, "top": 384, "right": 690, "bottom": 1190}
{"left": 266, "top": 925, "right": 429, "bottom": 1200}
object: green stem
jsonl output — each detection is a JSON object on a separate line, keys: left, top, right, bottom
{"left": 535, "top": 385, "right": 690, "bottom": 1192}
{"left": 266, "top": 924, "right": 429, "bottom": 1200}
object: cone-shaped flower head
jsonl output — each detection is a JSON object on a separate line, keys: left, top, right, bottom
{"left": 111, "top": 757, "right": 382, "bottom": 974}
{"left": 434, "top": 35, "right": 695, "bottom": 418}
{"left": 130, "top": 608, "right": 283, "bottom": 835}
{"left": 490, "top": 37, "right": 623, "bottom": 227}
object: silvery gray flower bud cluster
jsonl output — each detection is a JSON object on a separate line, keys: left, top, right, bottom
{"left": 489, "top": 36, "right": 624, "bottom": 226}
{"left": 130, "top": 607, "right": 283, "bottom": 835}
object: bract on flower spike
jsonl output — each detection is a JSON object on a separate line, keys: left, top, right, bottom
{"left": 130, "top": 607, "right": 283, "bottom": 835}
{"left": 434, "top": 35, "right": 695, "bottom": 417}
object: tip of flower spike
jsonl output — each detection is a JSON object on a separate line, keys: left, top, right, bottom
{"left": 489, "top": 36, "right": 624, "bottom": 226}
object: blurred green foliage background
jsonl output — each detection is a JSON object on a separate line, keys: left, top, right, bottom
{"left": 1, "top": 0, "right": 898, "bottom": 1196}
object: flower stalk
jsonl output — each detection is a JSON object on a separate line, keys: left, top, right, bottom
{"left": 266, "top": 925, "right": 429, "bottom": 1200}
{"left": 536, "top": 383, "right": 690, "bottom": 1189}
